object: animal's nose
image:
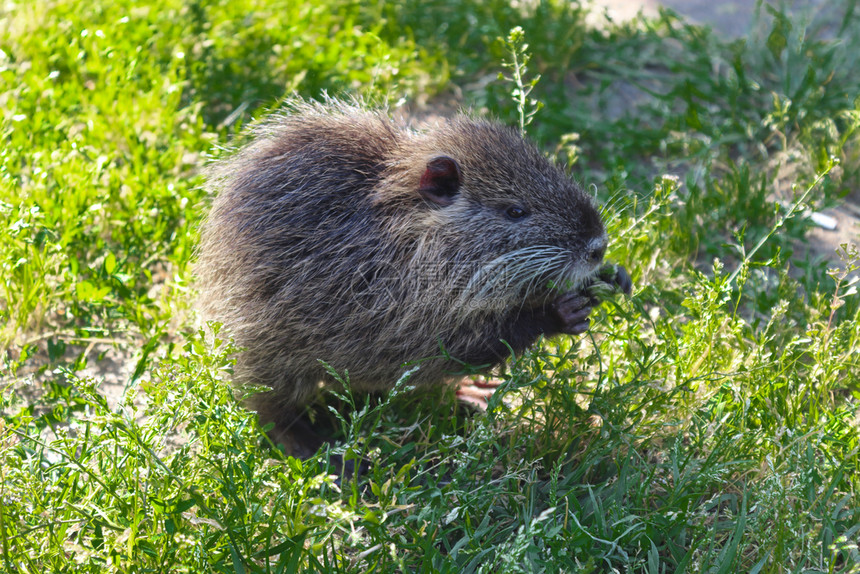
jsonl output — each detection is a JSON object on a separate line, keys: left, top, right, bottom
{"left": 586, "top": 236, "right": 607, "bottom": 265}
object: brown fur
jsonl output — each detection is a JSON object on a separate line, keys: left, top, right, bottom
{"left": 195, "top": 98, "right": 611, "bottom": 429}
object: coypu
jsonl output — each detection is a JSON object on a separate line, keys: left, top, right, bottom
{"left": 195, "top": 98, "right": 631, "bottom": 450}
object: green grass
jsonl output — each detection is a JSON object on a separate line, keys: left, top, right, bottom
{"left": 2, "top": 0, "right": 859, "bottom": 572}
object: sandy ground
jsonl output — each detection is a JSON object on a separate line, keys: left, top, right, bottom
{"left": 587, "top": 0, "right": 833, "bottom": 36}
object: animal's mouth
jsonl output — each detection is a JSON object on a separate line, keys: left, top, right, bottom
{"left": 582, "top": 259, "right": 606, "bottom": 284}
{"left": 543, "top": 240, "right": 606, "bottom": 290}
{"left": 543, "top": 259, "right": 602, "bottom": 297}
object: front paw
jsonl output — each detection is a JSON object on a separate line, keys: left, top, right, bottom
{"left": 552, "top": 292, "right": 593, "bottom": 335}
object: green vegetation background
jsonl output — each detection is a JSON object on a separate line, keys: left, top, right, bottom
{"left": 1, "top": 0, "right": 858, "bottom": 572}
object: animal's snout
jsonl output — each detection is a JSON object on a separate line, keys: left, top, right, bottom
{"left": 586, "top": 236, "right": 607, "bottom": 266}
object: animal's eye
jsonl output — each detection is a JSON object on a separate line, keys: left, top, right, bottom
{"left": 505, "top": 205, "right": 529, "bottom": 220}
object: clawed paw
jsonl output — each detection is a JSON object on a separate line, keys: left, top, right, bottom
{"left": 552, "top": 292, "right": 593, "bottom": 335}
{"left": 554, "top": 264, "right": 632, "bottom": 335}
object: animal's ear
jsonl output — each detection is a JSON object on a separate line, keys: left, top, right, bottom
{"left": 418, "top": 156, "right": 461, "bottom": 207}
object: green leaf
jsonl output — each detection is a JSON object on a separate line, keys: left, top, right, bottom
{"left": 765, "top": 5, "right": 792, "bottom": 60}
{"left": 104, "top": 251, "right": 117, "bottom": 275}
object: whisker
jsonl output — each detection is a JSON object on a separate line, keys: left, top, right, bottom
{"left": 455, "top": 245, "right": 589, "bottom": 317}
